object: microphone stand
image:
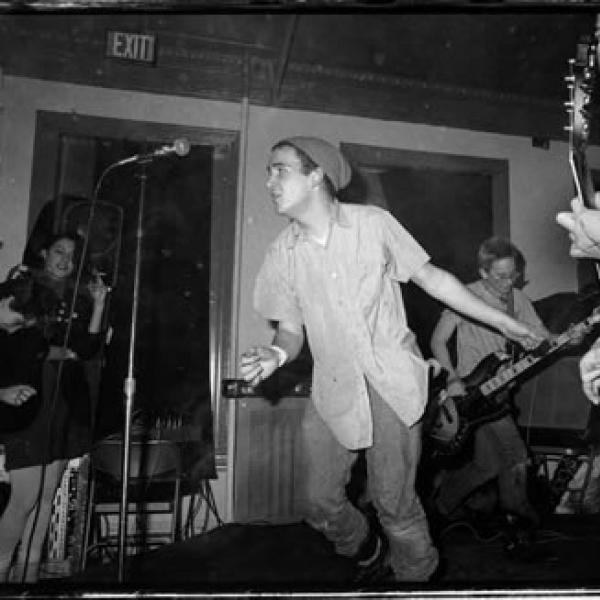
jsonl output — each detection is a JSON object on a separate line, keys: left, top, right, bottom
{"left": 117, "top": 158, "right": 149, "bottom": 583}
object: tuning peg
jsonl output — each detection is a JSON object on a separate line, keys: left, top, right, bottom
{"left": 564, "top": 100, "right": 575, "bottom": 109}
{"left": 564, "top": 125, "right": 573, "bottom": 132}
{"left": 564, "top": 74, "right": 576, "bottom": 83}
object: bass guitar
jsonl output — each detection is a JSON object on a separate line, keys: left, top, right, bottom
{"left": 426, "top": 308, "right": 600, "bottom": 457}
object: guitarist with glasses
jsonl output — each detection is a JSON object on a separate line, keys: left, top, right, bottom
{"left": 429, "top": 237, "right": 550, "bottom": 549}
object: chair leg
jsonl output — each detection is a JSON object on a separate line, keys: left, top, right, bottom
{"left": 171, "top": 477, "right": 181, "bottom": 543}
{"left": 574, "top": 446, "right": 596, "bottom": 513}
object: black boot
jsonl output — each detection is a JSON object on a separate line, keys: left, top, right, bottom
{"left": 352, "top": 527, "right": 393, "bottom": 584}
{"left": 503, "top": 513, "right": 552, "bottom": 562}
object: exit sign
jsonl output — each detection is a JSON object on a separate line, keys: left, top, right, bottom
{"left": 106, "top": 31, "right": 157, "bottom": 64}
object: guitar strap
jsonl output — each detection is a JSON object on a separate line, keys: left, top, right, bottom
{"left": 504, "top": 289, "right": 517, "bottom": 359}
{"left": 506, "top": 288, "right": 515, "bottom": 318}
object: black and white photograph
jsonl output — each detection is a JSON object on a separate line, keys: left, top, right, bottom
{"left": 0, "top": 5, "right": 600, "bottom": 598}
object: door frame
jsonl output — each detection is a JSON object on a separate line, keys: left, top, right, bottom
{"left": 30, "top": 110, "right": 239, "bottom": 458}
{"left": 341, "top": 142, "right": 510, "bottom": 238}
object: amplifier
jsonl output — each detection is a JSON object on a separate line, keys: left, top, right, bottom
{"left": 42, "top": 456, "right": 89, "bottom": 579}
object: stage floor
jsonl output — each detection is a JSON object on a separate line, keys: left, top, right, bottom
{"left": 28, "top": 513, "right": 600, "bottom": 594}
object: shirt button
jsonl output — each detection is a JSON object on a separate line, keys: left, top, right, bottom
{"left": 331, "top": 272, "right": 337, "bottom": 279}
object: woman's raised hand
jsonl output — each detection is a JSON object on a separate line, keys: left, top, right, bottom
{"left": 88, "top": 272, "right": 110, "bottom": 307}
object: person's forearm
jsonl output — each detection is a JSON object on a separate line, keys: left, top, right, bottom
{"left": 88, "top": 303, "right": 105, "bottom": 334}
{"left": 430, "top": 340, "right": 458, "bottom": 380}
{"left": 272, "top": 326, "right": 304, "bottom": 365}
{"left": 239, "top": 324, "right": 305, "bottom": 386}
{"left": 419, "top": 266, "right": 510, "bottom": 331}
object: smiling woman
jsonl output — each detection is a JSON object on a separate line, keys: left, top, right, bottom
{"left": 0, "top": 231, "right": 110, "bottom": 583}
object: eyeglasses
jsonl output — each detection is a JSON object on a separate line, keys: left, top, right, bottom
{"left": 488, "top": 270, "right": 520, "bottom": 282}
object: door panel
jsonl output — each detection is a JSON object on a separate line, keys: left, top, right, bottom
{"left": 29, "top": 111, "right": 238, "bottom": 476}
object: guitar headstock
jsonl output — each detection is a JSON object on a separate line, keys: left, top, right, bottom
{"left": 566, "top": 29, "right": 599, "bottom": 208}
{"left": 567, "top": 36, "right": 597, "bottom": 148}
{"left": 572, "top": 306, "right": 600, "bottom": 341}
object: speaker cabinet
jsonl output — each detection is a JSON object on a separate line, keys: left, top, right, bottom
{"left": 515, "top": 355, "right": 591, "bottom": 446}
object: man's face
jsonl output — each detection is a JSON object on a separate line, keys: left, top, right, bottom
{"left": 0, "top": 296, "right": 26, "bottom": 333}
{"left": 480, "top": 257, "right": 519, "bottom": 299}
{"left": 266, "top": 146, "right": 315, "bottom": 217}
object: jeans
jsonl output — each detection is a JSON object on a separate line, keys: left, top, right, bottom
{"left": 300, "top": 382, "right": 439, "bottom": 582}
{"left": 435, "top": 414, "right": 537, "bottom": 522}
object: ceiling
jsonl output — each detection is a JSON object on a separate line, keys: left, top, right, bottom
{"left": 176, "top": 11, "right": 595, "bottom": 100}
{"left": 1, "top": 10, "right": 599, "bottom": 139}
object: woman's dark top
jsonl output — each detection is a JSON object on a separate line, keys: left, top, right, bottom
{"left": 1, "top": 274, "right": 103, "bottom": 470}
{"left": 0, "top": 327, "right": 48, "bottom": 439}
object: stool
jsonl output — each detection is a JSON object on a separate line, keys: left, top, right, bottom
{"left": 80, "top": 438, "right": 182, "bottom": 571}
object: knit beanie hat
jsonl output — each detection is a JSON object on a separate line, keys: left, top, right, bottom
{"left": 282, "top": 136, "right": 352, "bottom": 192}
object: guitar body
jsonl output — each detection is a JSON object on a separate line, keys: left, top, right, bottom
{"left": 427, "top": 353, "right": 513, "bottom": 456}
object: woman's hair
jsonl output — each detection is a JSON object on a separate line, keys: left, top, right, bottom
{"left": 40, "top": 230, "right": 82, "bottom": 253}
{"left": 477, "top": 236, "right": 524, "bottom": 273}
{"left": 271, "top": 141, "right": 337, "bottom": 197}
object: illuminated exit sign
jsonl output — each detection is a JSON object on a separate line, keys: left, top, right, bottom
{"left": 106, "top": 31, "right": 157, "bottom": 64}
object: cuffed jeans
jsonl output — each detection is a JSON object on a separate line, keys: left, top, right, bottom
{"left": 300, "top": 383, "right": 438, "bottom": 582}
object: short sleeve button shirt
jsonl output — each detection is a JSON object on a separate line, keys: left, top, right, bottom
{"left": 253, "top": 202, "right": 431, "bottom": 449}
{"left": 443, "top": 279, "right": 549, "bottom": 377}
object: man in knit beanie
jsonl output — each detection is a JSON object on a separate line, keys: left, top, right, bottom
{"left": 241, "top": 136, "right": 543, "bottom": 583}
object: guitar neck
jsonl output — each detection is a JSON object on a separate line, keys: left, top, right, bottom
{"left": 479, "top": 313, "right": 597, "bottom": 397}
{"left": 478, "top": 352, "right": 543, "bottom": 398}
{"left": 570, "top": 148, "right": 597, "bottom": 209}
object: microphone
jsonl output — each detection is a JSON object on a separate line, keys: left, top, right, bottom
{"left": 116, "top": 138, "right": 190, "bottom": 166}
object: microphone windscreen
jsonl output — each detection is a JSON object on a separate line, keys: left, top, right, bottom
{"left": 174, "top": 138, "right": 191, "bottom": 157}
